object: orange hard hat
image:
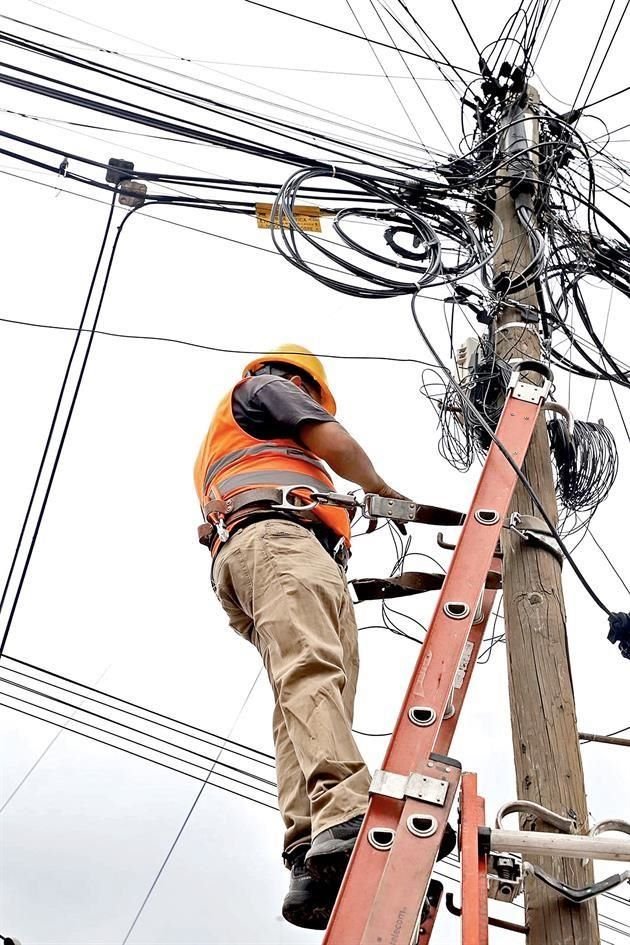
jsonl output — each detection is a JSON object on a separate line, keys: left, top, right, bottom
{"left": 243, "top": 344, "right": 336, "bottom": 415}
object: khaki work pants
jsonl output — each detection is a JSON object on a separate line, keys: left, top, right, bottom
{"left": 213, "top": 518, "right": 371, "bottom": 858}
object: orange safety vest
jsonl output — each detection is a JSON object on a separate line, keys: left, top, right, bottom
{"left": 194, "top": 379, "right": 352, "bottom": 552}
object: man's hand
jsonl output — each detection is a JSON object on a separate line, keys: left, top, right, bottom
{"left": 298, "top": 421, "right": 412, "bottom": 532}
{"left": 367, "top": 479, "right": 412, "bottom": 534}
{"left": 370, "top": 481, "right": 412, "bottom": 503}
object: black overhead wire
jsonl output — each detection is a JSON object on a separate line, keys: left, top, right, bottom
{"left": 387, "top": 0, "right": 470, "bottom": 91}
{"left": 343, "top": 0, "right": 424, "bottom": 147}
{"left": 369, "top": 0, "right": 458, "bottom": 151}
{"left": 0, "top": 21, "right": 450, "bottom": 175}
{"left": 576, "top": 0, "right": 630, "bottom": 112}
{"left": 14, "top": 13, "right": 437, "bottom": 154}
{"left": 0, "top": 54, "right": 422, "bottom": 177}
{"left": 0, "top": 675, "right": 277, "bottom": 795}
{"left": 243, "top": 1, "right": 479, "bottom": 76}
{"left": 0, "top": 698, "right": 278, "bottom": 811}
{"left": 447, "top": 0, "right": 482, "bottom": 59}
{"left": 0, "top": 657, "right": 275, "bottom": 767}
{"left": 530, "top": 0, "right": 565, "bottom": 67}
{"left": 0, "top": 187, "right": 121, "bottom": 656}
{"left": 0, "top": 18, "right": 441, "bottom": 170}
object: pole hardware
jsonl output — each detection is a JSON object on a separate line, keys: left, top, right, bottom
{"left": 436, "top": 531, "right": 456, "bottom": 550}
{"left": 105, "top": 158, "right": 147, "bottom": 207}
{"left": 119, "top": 180, "right": 147, "bottom": 208}
{"left": 506, "top": 359, "right": 553, "bottom": 404}
{"left": 481, "top": 826, "right": 630, "bottom": 861}
{"left": 495, "top": 799, "right": 577, "bottom": 833}
{"left": 584, "top": 820, "right": 630, "bottom": 866}
{"left": 488, "top": 853, "right": 523, "bottom": 902}
{"left": 543, "top": 401, "right": 574, "bottom": 437}
{"left": 445, "top": 894, "right": 528, "bottom": 935}
{"left": 507, "top": 512, "right": 564, "bottom": 562}
{"left": 106, "top": 157, "right": 134, "bottom": 183}
{"left": 369, "top": 770, "right": 449, "bottom": 806}
{"left": 475, "top": 809, "right": 630, "bottom": 905}
{"left": 523, "top": 862, "right": 630, "bottom": 904}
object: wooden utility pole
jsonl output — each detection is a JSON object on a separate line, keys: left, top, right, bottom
{"left": 493, "top": 87, "right": 600, "bottom": 944}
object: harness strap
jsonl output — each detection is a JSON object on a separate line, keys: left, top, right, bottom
{"left": 351, "top": 569, "right": 502, "bottom": 602}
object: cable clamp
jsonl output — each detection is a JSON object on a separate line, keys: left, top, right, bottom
{"left": 508, "top": 512, "right": 563, "bottom": 563}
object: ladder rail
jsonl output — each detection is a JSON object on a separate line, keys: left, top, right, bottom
{"left": 324, "top": 369, "right": 548, "bottom": 945}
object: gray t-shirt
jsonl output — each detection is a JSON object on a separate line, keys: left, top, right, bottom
{"left": 232, "top": 375, "right": 335, "bottom": 440}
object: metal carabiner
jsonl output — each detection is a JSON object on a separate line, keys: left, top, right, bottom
{"left": 215, "top": 517, "right": 230, "bottom": 543}
{"left": 272, "top": 484, "right": 320, "bottom": 513}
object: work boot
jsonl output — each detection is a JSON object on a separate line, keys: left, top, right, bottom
{"left": 282, "top": 845, "right": 335, "bottom": 930}
{"left": 304, "top": 816, "right": 454, "bottom": 892}
{"left": 305, "top": 814, "right": 364, "bottom": 886}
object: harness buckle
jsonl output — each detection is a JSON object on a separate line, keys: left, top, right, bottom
{"left": 272, "top": 484, "right": 321, "bottom": 513}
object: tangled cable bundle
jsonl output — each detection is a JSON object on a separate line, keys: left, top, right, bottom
{"left": 548, "top": 417, "right": 619, "bottom": 533}
{"left": 267, "top": 165, "right": 493, "bottom": 297}
{"left": 421, "top": 341, "right": 512, "bottom": 471}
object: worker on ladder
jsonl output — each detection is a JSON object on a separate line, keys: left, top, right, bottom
{"left": 194, "top": 344, "right": 406, "bottom": 929}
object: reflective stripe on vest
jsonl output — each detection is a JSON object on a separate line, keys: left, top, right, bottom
{"left": 204, "top": 443, "right": 327, "bottom": 495}
{"left": 196, "top": 380, "right": 351, "bottom": 547}
{"left": 216, "top": 469, "right": 334, "bottom": 496}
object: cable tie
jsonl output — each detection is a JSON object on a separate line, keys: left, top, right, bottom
{"left": 330, "top": 165, "right": 337, "bottom": 178}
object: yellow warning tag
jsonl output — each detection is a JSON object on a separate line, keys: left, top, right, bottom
{"left": 255, "top": 202, "right": 322, "bottom": 233}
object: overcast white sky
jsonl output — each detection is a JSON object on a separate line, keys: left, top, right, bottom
{"left": 1, "top": 1, "right": 630, "bottom": 943}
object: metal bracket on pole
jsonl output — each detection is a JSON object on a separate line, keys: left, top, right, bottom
{"left": 495, "top": 799, "right": 577, "bottom": 833}
{"left": 524, "top": 862, "right": 630, "bottom": 903}
{"left": 508, "top": 512, "right": 564, "bottom": 563}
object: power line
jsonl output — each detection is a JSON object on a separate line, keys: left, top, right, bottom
{"left": 0, "top": 663, "right": 111, "bottom": 814}
{"left": 243, "top": 1, "right": 479, "bottom": 75}
{"left": 0, "top": 188, "right": 122, "bottom": 655}
{"left": 120, "top": 667, "right": 263, "bottom": 944}
{"left": 448, "top": 0, "right": 482, "bottom": 58}
{"left": 1, "top": 654, "right": 275, "bottom": 764}
{"left": 0, "top": 682, "right": 277, "bottom": 795}
{"left": 0, "top": 698, "right": 277, "bottom": 811}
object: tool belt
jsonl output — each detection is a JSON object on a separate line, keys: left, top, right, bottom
{"left": 198, "top": 486, "right": 350, "bottom": 568}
